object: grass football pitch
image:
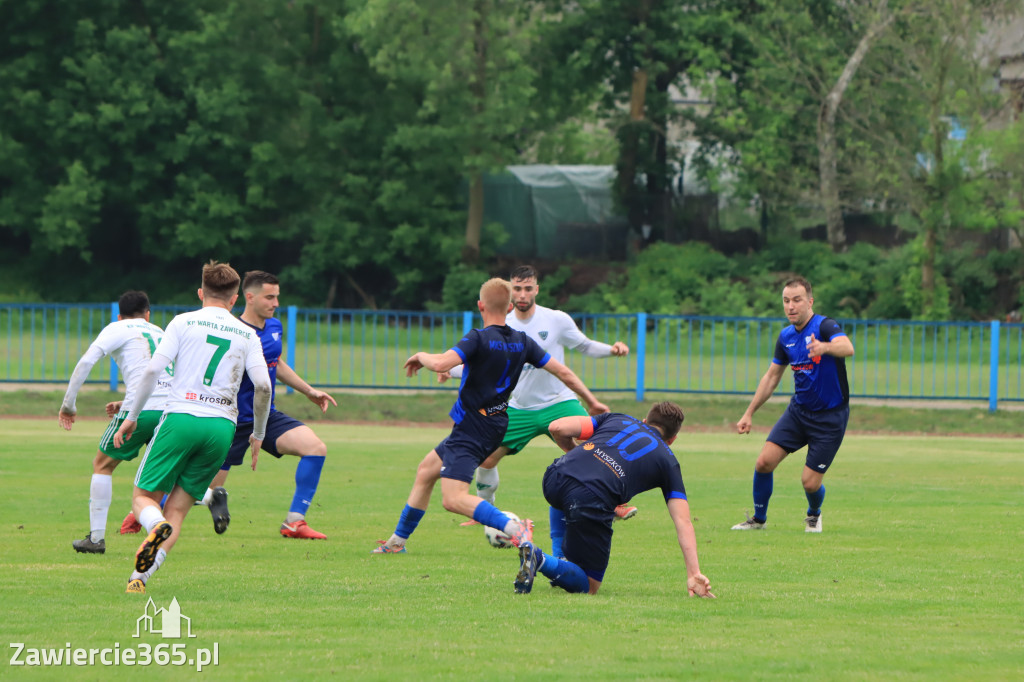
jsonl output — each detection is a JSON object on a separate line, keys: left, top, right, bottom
{"left": 1, "top": 419, "right": 1021, "bottom": 681}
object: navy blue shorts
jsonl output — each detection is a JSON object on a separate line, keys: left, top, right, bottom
{"left": 435, "top": 414, "right": 506, "bottom": 484}
{"left": 767, "top": 402, "right": 849, "bottom": 474}
{"left": 543, "top": 466, "right": 614, "bottom": 583}
{"left": 221, "top": 410, "right": 306, "bottom": 469}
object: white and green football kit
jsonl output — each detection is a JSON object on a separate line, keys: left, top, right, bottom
{"left": 62, "top": 318, "right": 173, "bottom": 460}
{"left": 130, "top": 307, "right": 269, "bottom": 499}
{"left": 502, "top": 305, "right": 615, "bottom": 453}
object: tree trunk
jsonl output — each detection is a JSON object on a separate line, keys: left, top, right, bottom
{"left": 344, "top": 272, "right": 376, "bottom": 310}
{"left": 920, "top": 40, "right": 955, "bottom": 315}
{"left": 818, "top": 0, "right": 894, "bottom": 253}
{"left": 921, "top": 227, "right": 936, "bottom": 311}
{"left": 462, "top": 0, "right": 487, "bottom": 264}
{"left": 648, "top": 73, "right": 674, "bottom": 242}
{"left": 462, "top": 171, "right": 484, "bottom": 264}
{"left": 615, "top": 68, "right": 648, "bottom": 232}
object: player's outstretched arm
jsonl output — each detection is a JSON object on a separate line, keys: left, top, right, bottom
{"left": 806, "top": 332, "right": 854, "bottom": 359}
{"left": 736, "top": 363, "right": 785, "bottom": 434}
{"left": 58, "top": 407, "right": 76, "bottom": 431}
{"left": 667, "top": 498, "right": 715, "bottom": 598}
{"left": 560, "top": 315, "right": 629, "bottom": 358}
{"left": 119, "top": 352, "right": 169, "bottom": 431}
{"left": 276, "top": 361, "right": 337, "bottom": 413}
{"left": 548, "top": 415, "right": 593, "bottom": 453}
{"left": 541, "top": 358, "right": 609, "bottom": 414}
{"left": 59, "top": 344, "right": 105, "bottom": 430}
{"left": 405, "top": 349, "right": 462, "bottom": 376}
{"left": 249, "top": 363, "right": 272, "bottom": 471}
{"left": 113, "top": 419, "right": 137, "bottom": 448}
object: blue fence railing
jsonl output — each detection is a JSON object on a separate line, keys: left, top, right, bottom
{"left": 2, "top": 303, "right": 1021, "bottom": 411}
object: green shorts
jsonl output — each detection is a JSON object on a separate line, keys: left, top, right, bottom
{"left": 134, "top": 413, "right": 235, "bottom": 499}
{"left": 99, "top": 410, "right": 163, "bottom": 461}
{"left": 502, "top": 400, "right": 590, "bottom": 455}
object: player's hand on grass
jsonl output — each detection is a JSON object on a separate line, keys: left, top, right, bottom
{"left": 404, "top": 353, "right": 424, "bottom": 377}
{"left": 736, "top": 415, "right": 753, "bottom": 434}
{"left": 58, "top": 407, "right": 76, "bottom": 430}
{"left": 113, "top": 420, "right": 136, "bottom": 448}
{"left": 306, "top": 389, "right": 337, "bottom": 414}
{"left": 105, "top": 401, "right": 123, "bottom": 418}
{"left": 610, "top": 341, "right": 630, "bottom": 356}
{"left": 249, "top": 436, "right": 262, "bottom": 470}
{"left": 688, "top": 573, "right": 715, "bottom": 598}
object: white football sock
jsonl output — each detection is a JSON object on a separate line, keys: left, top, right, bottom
{"left": 138, "top": 505, "right": 166, "bottom": 533}
{"left": 475, "top": 466, "right": 499, "bottom": 505}
{"left": 503, "top": 518, "right": 524, "bottom": 537}
{"left": 285, "top": 511, "right": 304, "bottom": 524}
{"left": 200, "top": 488, "right": 214, "bottom": 506}
{"left": 89, "top": 474, "right": 113, "bottom": 543}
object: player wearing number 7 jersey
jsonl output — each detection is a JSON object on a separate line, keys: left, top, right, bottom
{"left": 510, "top": 403, "right": 714, "bottom": 599}
{"left": 59, "top": 290, "right": 174, "bottom": 555}
{"left": 114, "top": 262, "right": 271, "bottom": 594}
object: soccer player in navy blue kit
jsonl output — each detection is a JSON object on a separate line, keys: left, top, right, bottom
{"left": 373, "top": 278, "right": 608, "bottom": 554}
{"left": 732, "top": 277, "right": 854, "bottom": 533}
{"left": 512, "top": 402, "right": 714, "bottom": 597}
{"left": 204, "top": 271, "right": 337, "bottom": 540}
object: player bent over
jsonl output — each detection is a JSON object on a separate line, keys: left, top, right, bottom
{"left": 372, "top": 278, "right": 607, "bottom": 555}
{"left": 446, "top": 265, "right": 634, "bottom": 526}
{"left": 58, "top": 290, "right": 172, "bottom": 553}
{"left": 512, "top": 403, "right": 714, "bottom": 599}
{"left": 114, "top": 262, "right": 271, "bottom": 593}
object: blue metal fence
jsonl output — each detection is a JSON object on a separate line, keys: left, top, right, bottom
{"left": 2, "top": 302, "right": 1020, "bottom": 410}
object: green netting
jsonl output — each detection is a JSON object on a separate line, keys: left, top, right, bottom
{"left": 483, "top": 165, "right": 624, "bottom": 259}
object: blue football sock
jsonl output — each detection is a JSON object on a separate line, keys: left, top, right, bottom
{"left": 471, "top": 500, "right": 511, "bottom": 530}
{"left": 549, "top": 507, "right": 566, "bottom": 559}
{"left": 537, "top": 552, "right": 589, "bottom": 594}
{"left": 159, "top": 494, "right": 168, "bottom": 508}
{"left": 752, "top": 470, "right": 773, "bottom": 522}
{"left": 806, "top": 484, "right": 825, "bottom": 516}
{"left": 290, "top": 455, "right": 325, "bottom": 515}
{"left": 394, "top": 504, "right": 426, "bottom": 540}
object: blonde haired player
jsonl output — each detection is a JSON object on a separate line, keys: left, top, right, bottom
{"left": 446, "top": 265, "right": 629, "bottom": 554}
{"left": 373, "top": 278, "right": 605, "bottom": 554}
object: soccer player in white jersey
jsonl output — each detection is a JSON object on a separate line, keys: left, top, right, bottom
{"left": 59, "top": 291, "right": 173, "bottom": 555}
{"left": 113, "top": 262, "right": 271, "bottom": 594}
{"left": 446, "top": 265, "right": 634, "bottom": 543}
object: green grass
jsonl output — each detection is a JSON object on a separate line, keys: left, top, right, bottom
{"left": 1, "top": 419, "right": 1022, "bottom": 680}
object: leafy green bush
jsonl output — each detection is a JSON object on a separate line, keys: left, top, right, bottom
{"left": 555, "top": 235, "right": 1023, "bottom": 322}
{"left": 425, "top": 264, "right": 491, "bottom": 313}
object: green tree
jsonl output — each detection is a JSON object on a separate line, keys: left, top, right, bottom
{"left": 544, "top": 0, "right": 752, "bottom": 241}
{"left": 871, "top": 0, "right": 1022, "bottom": 317}
{"left": 347, "top": 0, "right": 545, "bottom": 264}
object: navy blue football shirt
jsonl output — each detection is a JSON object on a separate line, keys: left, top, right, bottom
{"left": 449, "top": 325, "right": 550, "bottom": 424}
{"left": 773, "top": 314, "right": 849, "bottom": 411}
{"left": 549, "top": 412, "right": 687, "bottom": 508}
{"left": 236, "top": 317, "right": 282, "bottom": 423}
